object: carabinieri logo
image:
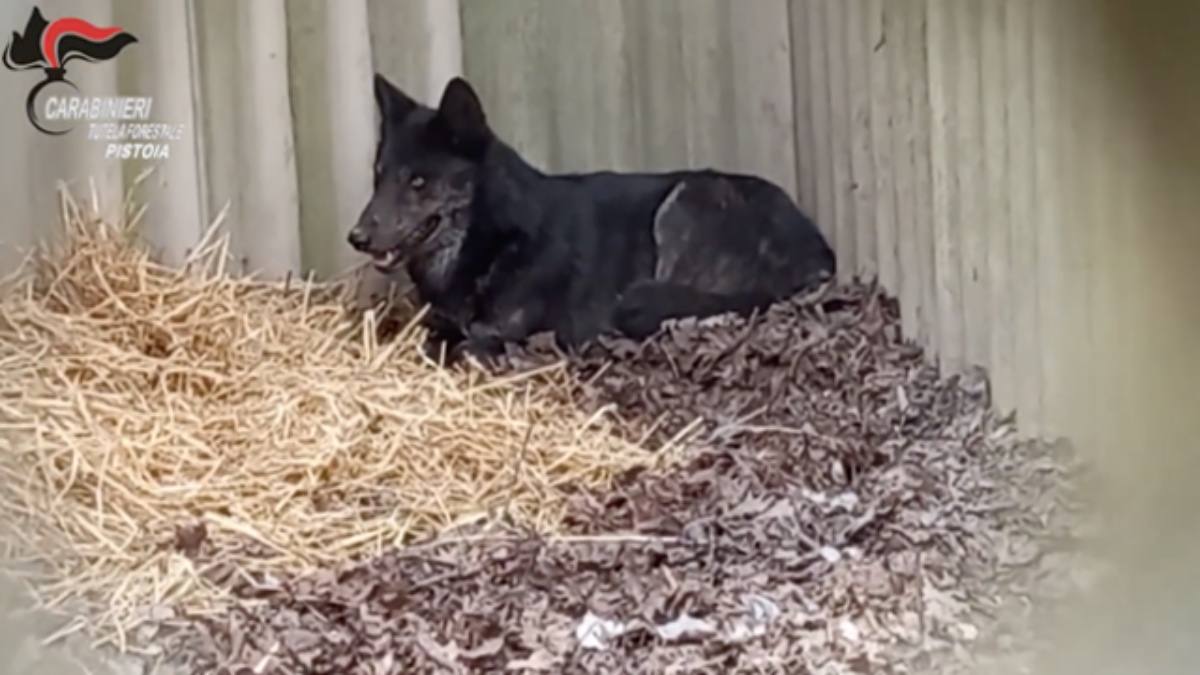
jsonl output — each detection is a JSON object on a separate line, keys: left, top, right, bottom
{"left": 3, "top": 6, "right": 138, "bottom": 136}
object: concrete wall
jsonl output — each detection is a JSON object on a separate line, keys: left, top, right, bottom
{"left": 0, "top": 0, "right": 1125, "bottom": 440}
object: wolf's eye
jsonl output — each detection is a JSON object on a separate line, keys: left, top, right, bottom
{"left": 409, "top": 174, "right": 426, "bottom": 189}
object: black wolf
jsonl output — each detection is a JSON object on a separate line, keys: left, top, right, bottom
{"left": 347, "top": 74, "right": 836, "bottom": 363}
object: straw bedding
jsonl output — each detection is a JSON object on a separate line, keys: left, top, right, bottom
{"left": 0, "top": 193, "right": 689, "bottom": 647}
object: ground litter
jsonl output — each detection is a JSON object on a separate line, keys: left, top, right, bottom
{"left": 161, "top": 285, "right": 1090, "bottom": 674}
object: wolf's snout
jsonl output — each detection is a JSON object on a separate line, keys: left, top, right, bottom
{"left": 347, "top": 226, "right": 371, "bottom": 252}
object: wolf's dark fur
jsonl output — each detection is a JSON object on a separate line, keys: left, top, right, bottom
{"left": 347, "top": 74, "right": 837, "bottom": 363}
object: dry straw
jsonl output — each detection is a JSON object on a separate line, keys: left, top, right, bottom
{"left": 0, "top": 184, "right": 690, "bottom": 649}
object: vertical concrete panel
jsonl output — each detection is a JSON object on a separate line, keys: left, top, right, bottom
{"left": 822, "top": 0, "right": 857, "bottom": 278}
{"left": 978, "top": 1, "right": 1017, "bottom": 417}
{"left": 727, "top": 0, "right": 798, "bottom": 196}
{"left": 882, "top": 1, "right": 938, "bottom": 348}
{"left": 1053, "top": 3, "right": 1098, "bottom": 440}
{"left": 677, "top": 1, "right": 735, "bottom": 168}
{"left": 459, "top": 1, "right": 553, "bottom": 168}
{"left": 287, "top": 0, "right": 375, "bottom": 279}
{"left": 1065, "top": 8, "right": 1107, "bottom": 437}
{"left": 1031, "top": 3, "right": 1069, "bottom": 436}
{"left": 843, "top": 0, "right": 877, "bottom": 281}
{"left": 422, "top": 0, "right": 465, "bottom": 100}
{"left": 924, "top": 3, "right": 966, "bottom": 371}
{"left": 368, "top": 0, "right": 464, "bottom": 104}
{"left": 192, "top": 0, "right": 303, "bottom": 279}
{"left": 319, "top": 0, "right": 375, "bottom": 278}
{"left": 865, "top": 0, "right": 899, "bottom": 295}
{"left": 192, "top": 0, "right": 249, "bottom": 273}
{"left": 115, "top": 0, "right": 206, "bottom": 267}
{"left": 230, "top": 0, "right": 301, "bottom": 280}
{"left": 949, "top": 4, "right": 991, "bottom": 370}
{"left": 800, "top": 1, "right": 840, "bottom": 251}
{"left": 621, "top": 0, "right": 689, "bottom": 172}
{"left": 788, "top": 2, "right": 819, "bottom": 218}
{"left": 538, "top": 0, "right": 634, "bottom": 172}
{"left": 1092, "top": 91, "right": 1148, "bottom": 459}
{"left": 287, "top": 0, "right": 337, "bottom": 276}
{"left": 907, "top": 3, "right": 939, "bottom": 359}
{"left": 1002, "top": 0, "right": 1044, "bottom": 432}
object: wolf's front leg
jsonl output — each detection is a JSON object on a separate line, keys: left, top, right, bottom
{"left": 419, "top": 305, "right": 470, "bottom": 364}
{"left": 455, "top": 304, "right": 540, "bottom": 367}
{"left": 460, "top": 240, "right": 568, "bottom": 360}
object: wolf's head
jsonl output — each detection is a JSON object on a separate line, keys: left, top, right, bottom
{"left": 347, "top": 74, "right": 493, "bottom": 287}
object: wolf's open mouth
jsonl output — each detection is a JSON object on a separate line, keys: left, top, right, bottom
{"left": 370, "top": 249, "right": 402, "bottom": 272}
{"left": 367, "top": 214, "right": 444, "bottom": 272}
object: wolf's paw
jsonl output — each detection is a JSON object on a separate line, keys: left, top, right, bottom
{"left": 421, "top": 333, "right": 462, "bottom": 365}
{"left": 448, "top": 323, "right": 507, "bottom": 370}
{"left": 612, "top": 284, "right": 671, "bottom": 341}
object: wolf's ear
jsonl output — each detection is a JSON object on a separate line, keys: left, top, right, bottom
{"left": 374, "top": 73, "right": 419, "bottom": 124}
{"left": 431, "top": 77, "right": 490, "bottom": 156}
